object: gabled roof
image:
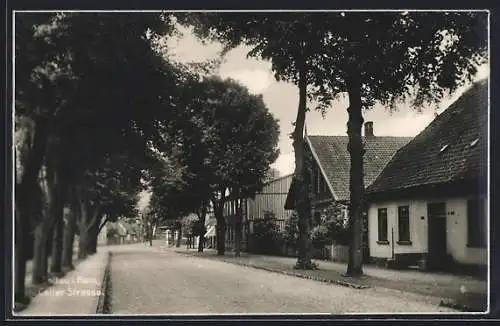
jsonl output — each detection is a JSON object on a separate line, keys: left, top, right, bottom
{"left": 285, "top": 133, "right": 411, "bottom": 208}
{"left": 306, "top": 135, "right": 412, "bottom": 201}
{"left": 366, "top": 79, "right": 488, "bottom": 195}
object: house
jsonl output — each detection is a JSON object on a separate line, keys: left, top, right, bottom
{"left": 365, "top": 79, "right": 488, "bottom": 273}
{"left": 224, "top": 174, "right": 293, "bottom": 251}
{"left": 284, "top": 125, "right": 412, "bottom": 259}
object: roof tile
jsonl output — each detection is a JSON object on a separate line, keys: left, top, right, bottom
{"left": 307, "top": 135, "right": 411, "bottom": 201}
{"left": 366, "top": 79, "right": 488, "bottom": 194}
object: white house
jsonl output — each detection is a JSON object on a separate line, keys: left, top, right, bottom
{"left": 365, "top": 79, "right": 488, "bottom": 273}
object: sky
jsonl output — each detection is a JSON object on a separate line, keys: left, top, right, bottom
{"left": 163, "top": 25, "right": 489, "bottom": 178}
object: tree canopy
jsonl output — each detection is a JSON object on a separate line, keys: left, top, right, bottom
{"left": 177, "top": 11, "right": 488, "bottom": 272}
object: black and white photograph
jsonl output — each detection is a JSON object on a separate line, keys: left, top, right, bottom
{"left": 8, "top": 7, "right": 492, "bottom": 318}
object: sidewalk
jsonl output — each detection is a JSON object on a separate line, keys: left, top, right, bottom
{"left": 16, "top": 248, "right": 110, "bottom": 316}
{"left": 174, "top": 248, "right": 488, "bottom": 312}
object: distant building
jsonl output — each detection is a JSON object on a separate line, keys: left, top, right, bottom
{"left": 224, "top": 174, "right": 293, "bottom": 251}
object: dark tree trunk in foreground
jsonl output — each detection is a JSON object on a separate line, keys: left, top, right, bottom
{"left": 32, "top": 222, "right": 49, "bottom": 285}
{"left": 33, "top": 170, "right": 56, "bottom": 285}
{"left": 293, "top": 65, "right": 315, "bottom": 270}
{"left": 15, "top": 209, "right": 30, "bottom": 304}
{"left": 345, "top": 70, "right": 365, "bottom": 277}
{"left": 15, "top": 119, "right": 49, "bottom": 302}
{"left": 62, "top": 208, "right": 77, "bottom": 270}
{"left": 50, "top": 174, "right": 65, "bottom": 276}
{"left": 50, "top": 216, "right": 64, "bottom": 276}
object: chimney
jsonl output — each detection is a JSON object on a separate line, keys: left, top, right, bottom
{"left": 364, "top": 121, "right": 374, "bottom": 137}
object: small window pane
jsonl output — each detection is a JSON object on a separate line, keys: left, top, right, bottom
{"left": 398, "top": 206, "right": 410, "bottom": 241}
{"left": 378, "top": 208, "right": 388, "bottom": 241}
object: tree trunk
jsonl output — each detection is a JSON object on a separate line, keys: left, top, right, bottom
{"left": 50, "top": 216, "right": 64, "bottom": 276}
{"left": 86, "top": 220, "right": 99, "bottom": 255}
{"left": 149, "top": 225, "right": 153, "bottom": 247}
{"left": 32, "top": 223, "right": 48, "bottom": 285}
{"left": 32, "top": 173, "right": 54, "bottom": 285}
{"left": 213, "top": 199, "right": 226, "bottom": 256}
{"left": 292, "top": 64, "right": 314, "bottom": 270}
{"left": 234, "top": 198, "right": 243, "bottom": 257}
{"left": 15, "top": 118, "right": 49, "bottom": 302}
{"left": 49, "top": 177, "right": 65, "bottom": 276}
{"left": 77, "top": 198, "right": 91, "bottom": 260}
{"left": 78, "top": 219, "right": 88, "bottom": 260}
{"left": 176, "top": 225, "right": 181, "bottom": 248}
{"left": 15, "top": 208, "right": 30, "bottom": 304}
{"left": 197, "top": 203, "right": 208, "bottom": 252}
{"left": 216, "top": 219, "right": 226, "bottom": 256}
{"left": 345, "top": 70, "right": 365, "bottom": 277}
{"left": 62, "top": 208, "right": 76, "bottom": 270}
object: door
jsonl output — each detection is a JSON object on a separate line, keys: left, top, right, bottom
{"left": 427, "top": 202, "right": 448, "bottom": 270}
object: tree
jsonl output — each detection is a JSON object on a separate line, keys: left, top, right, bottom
{"left": 14, "top": 12, "right": 181, "bottom": 302}
{"left": 178, "top": 11, "right": 487, "bottom": 274}
{"left": 174, "top": 76, "right": 279, "bottom": 256}
{"left": 306, "top": 11, "right": 487, "bottom": 276}
{"left": 177, "top": 13, "right": 327, "bottom": 269}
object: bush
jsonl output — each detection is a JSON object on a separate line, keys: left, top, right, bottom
{"left": 320, "top": 202, "right": 350, "bottom": 246}
{"left": 249, "top": 211, "right": 283, "bottom": 255}
{"left": 283, "top": 212, "right": 299, "bottom": 251}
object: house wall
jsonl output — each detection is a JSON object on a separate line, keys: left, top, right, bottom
{"left": 368, "top": 196, "right": 487, "bottom": 266}
{"left": 222, "top": 175, "right": 293, "bottom": 251}
{"left": 246, "top": 174, "right": 294, "bottom": 231}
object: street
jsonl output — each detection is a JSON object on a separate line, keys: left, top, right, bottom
{"left": 109, "top": 246, "right": 457, "bottom": 314}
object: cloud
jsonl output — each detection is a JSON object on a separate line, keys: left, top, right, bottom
{"left": 220, "top": 69, "right": 273, "bottom": 94}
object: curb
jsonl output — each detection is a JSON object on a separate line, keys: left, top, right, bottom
{"left": 96, "top": 252, "right": 112, "bottom": 314}
{"left": 175, "top": 251, "right": 369, "bottom": 290}
{"left": 439, "top": 298, "right": 483, "bottom": 312}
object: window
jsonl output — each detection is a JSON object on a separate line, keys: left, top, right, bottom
{"left": 398, "top": 206, "right": 410, "bottom": 242}
{"left": 377, "top": 208, "right": 388, "bottom": 242}
{"left": 467, "top": 198, "right": 486, "bottom": 248}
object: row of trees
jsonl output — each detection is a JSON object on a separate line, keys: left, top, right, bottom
{"left": 147, "top": 76, "right": 280, "bottom": 256}
{"left": 14, "top": 12, "right": 245, "bottom": 305}
{"left": 177, "top": 11, "right": 488, "bottom": 275}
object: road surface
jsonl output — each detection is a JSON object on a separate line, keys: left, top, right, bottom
{"left": 109, "top": 246, "right": 457, "bottom": 314}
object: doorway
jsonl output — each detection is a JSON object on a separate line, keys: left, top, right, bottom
{"left": 427, "top": 202, "right": 448, "bottom": 270}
